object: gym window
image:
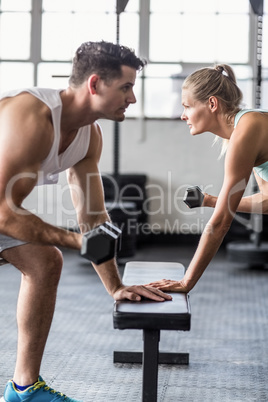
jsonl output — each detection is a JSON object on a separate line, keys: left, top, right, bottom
{"left": 0, "top": 0, "right": 267, "bottom": 116}
{"left": 0, "top": 0, "right": 33, "bottom": 90}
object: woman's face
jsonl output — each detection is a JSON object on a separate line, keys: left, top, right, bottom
{"left": 181, "top": 88, "right": 212, "bottom": 136}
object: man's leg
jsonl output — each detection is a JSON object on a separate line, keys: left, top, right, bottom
{"left": 1, "top": 243, "right": 63, "bottom": 386}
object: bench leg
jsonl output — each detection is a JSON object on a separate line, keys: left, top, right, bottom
{"left": 142, "top": 329, "right": 159, "bottom": 402}
{"left": 113, "top": 351, "right": 189, "bottom": 364}
{"left": 113, "top": 332, "right": 190, "bottom": 402}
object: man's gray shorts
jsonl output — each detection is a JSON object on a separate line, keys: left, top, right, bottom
{"left": 0, "top": 233, "right": 27, "bottom": 253}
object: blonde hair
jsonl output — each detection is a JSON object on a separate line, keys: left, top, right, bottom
{"left": 183, "top": 64, "right": 243, "bottom": 157}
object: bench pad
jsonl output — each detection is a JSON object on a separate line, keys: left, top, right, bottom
{"left": 113, "top": 261, "right": 191, "bottom": 330}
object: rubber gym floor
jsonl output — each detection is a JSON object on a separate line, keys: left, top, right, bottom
{"left": 0, "top": 242, "right": 268, "bottom": 402}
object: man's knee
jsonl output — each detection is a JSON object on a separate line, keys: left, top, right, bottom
{"left": 39, "top": 247, "right": 63, "bottom": 284}
{"left": 20, "top": 246, "right": 63, "bottom": 286}
{"left": 3, "top": 244, "right": 64, "bottom": 285}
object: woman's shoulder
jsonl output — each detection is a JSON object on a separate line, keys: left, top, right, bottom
{"left": 234, "top": 108, "right": 268, "bottom": 127}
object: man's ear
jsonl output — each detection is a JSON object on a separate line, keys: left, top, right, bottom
{"left": 88, "top": 74, "right": 99, "bottom": 95}
{"left": 208, "top": 96, "right": 218, "bottom": 112}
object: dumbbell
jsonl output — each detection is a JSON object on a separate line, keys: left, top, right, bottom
{"left": 183, "top": 186, "right": 204, "bottom": 209}
{"left": 81, "top": 221, "right": 122, "bottom": 265}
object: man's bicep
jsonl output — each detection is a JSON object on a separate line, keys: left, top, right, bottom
{"left": 68, "top": 158, "right": 107, "bottom": 229}
{"left": 68, "top": 157, "right": 105, "bottom": 205}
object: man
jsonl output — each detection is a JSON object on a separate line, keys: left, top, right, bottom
{"left": 0, "top": 41, "right": 171, "bottom": 402}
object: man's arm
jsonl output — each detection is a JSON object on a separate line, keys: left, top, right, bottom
{"left": 0, "top": 95, "right": 81, "bottom": 250}
{"left": 67, "top": 123, "right": 172, "bottom": 301}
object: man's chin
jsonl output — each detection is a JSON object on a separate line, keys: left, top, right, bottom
{"left": 102, "top": 114, "right": 125, "bottom": 122}
{"left": 115, "top": 114, "right": 125, "bottom": 122}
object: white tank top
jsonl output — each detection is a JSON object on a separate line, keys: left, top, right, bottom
{"left": 0, "top": 87, "right": 92, "bottom": 185}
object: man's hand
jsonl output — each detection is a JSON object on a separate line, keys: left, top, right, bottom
{"left": 112, "top": 284, "right": 173, "bottom": 302}
{"left": 145, "top": 279, "right": 190, "bottom": 293}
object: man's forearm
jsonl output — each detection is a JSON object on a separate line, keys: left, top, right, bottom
{"left": 0, "top": 207, "right": 81, "bottom": 249}
{"left": 76, "top": 211, "right": 123, "bottom": 296}
{"left": 92, "top": 259, "right": 122, "bottom": 296}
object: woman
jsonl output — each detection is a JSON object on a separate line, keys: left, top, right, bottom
{"left": 149, "top": 64, "right": 268, "bottom": 293}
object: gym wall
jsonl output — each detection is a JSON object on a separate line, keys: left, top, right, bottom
{"left": 23, "top": 118, "right": 229, "bottom": 236}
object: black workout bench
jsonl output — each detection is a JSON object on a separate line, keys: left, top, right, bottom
{"left": 113, "top": 261, "right": 191, "bottom": 402}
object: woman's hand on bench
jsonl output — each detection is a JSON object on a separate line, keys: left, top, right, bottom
{"left": 145, "top": 279, "right": 190, "bottom": 293}
{"left": 113, "top": 285, "right": 172, "bottom": 302}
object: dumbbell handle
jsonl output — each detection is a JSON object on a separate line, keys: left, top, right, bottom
{"left": 183, "top": 186, "right": 204, "bottom": 209}
{"left": 81, "top": 221, "right": 122, "bottom": 265}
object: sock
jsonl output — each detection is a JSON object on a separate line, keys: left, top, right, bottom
{"left": 13, "top": 381, "right": 36, "bottom": 392}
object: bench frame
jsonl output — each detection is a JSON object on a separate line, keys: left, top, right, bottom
{"left": 113, "top": 261, "right": 191, "bottom": 402}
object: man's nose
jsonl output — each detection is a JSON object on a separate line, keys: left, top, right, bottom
{"left": 128, "top": 90, "right": 136, "bottom": 104}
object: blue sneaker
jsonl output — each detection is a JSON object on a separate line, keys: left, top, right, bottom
{"left": 0, "top": 376, "right": 83, "bottom": 401}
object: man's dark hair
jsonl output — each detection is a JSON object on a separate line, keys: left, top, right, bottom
{"left": 69, "top": 41, "right": 146, "bottom": 86}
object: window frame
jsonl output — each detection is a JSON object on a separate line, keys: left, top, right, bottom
{"left": 0, "top": 0, "right": 266, "bottom": 117}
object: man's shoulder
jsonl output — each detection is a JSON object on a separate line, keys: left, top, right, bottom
{"left": 0, "top": 89, "right": 54, "bottom": 147}
{"left": 0, "top": 87, "right": 63, "bottom": 109}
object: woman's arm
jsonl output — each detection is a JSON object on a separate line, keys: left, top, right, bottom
{"left": 148, "top": 115, "right": 263, "bottom": 292}
{"left": 203, "top": 172, "right": 268, "bottom": 214}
